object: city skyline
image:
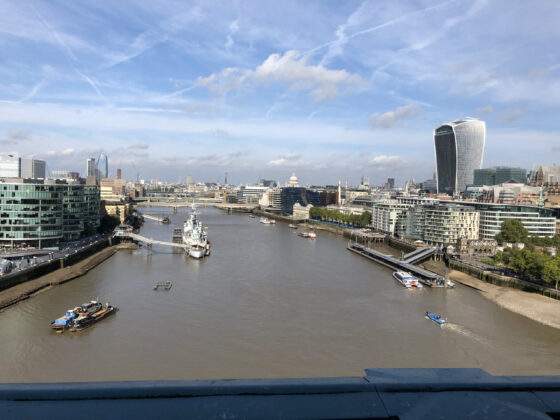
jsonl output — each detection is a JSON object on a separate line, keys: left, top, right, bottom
{"left": 0, "top": 1, "right": 559, "bottom": 183}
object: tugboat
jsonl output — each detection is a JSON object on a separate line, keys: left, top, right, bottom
{"left": 425, "top": 311, "right": 446, "bottom": 326}
{"left": 70, "top": 302, "right": 118, "bottom": 331}
{"left": 393, "top": 271, "right": 423, "bottom": 288}
{"left": 50, "top": 300, "right": 108, "bottom": 331}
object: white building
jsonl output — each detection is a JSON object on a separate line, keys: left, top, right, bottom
{"left": 439, "top": 201, "right": 557, "bottom": 239}
{"left": 371, "top": 200, "right": 411, "bottom": 236}
{"left": 478, "top": 207, "right": 556, "bottom": 239}
{"left": 0, "top": 154, "right": 46, "bottom": 179}
{"left": 405, "top": 204, "right": 480, "bottom": 245}
{"left": 236, "top": 185, "right": 269, "bottom": 204}
{"left": 292, "top": 203, "right": 313, "bottom": 220}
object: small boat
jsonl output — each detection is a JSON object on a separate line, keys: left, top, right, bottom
{"left": 393, "top": 271, "right": 423, "bottom": 288}
{"left": 249, "top": 214, "right": 256, "bottom": 219}
{"left": 425, "top": 311, "right": 446, "bottom": 326}
{"left": 161, "top": 217, "right": 171, "bottom": 224}
{"left": 50, "top": 309, "right": 78, "bottom": 330}
{"left": 260, "top": 217, "right": 276, "bottom": 225}
{"left": 50, "top": 300, "right": 103, "bottom": 331}
{"left": 288, "top": 224, "right": 298, "bottom": 229}
{"left": 153, "top": 281, "right": 173, "bottom": 291}
{"left": 298, "top": 231, "right": 317, "bottom": 239}
{"left": 70, "top": 303, "right": 118, "bottom": 331}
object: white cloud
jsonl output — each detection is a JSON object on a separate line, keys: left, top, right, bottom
{"left": 369, "top": 154, "right": 404, "bottom": 166}
{"left": 47, "top": 147, "right": 75, "bottom": 156}
{"left": 267, "top": 154, "right": 304, "bottom": 167}
{"left": 197, "top": 50, "right": 365, "bottom": 101}
{"left": 369, "top": 104, "right": 421, "bottom": 129}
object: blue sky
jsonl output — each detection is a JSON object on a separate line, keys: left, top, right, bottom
{"left": 0, "top": 0, "right": 559, "bottom": 185}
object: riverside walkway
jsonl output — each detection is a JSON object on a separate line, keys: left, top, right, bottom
{"left": 402, "top": 246, "right": 438, "bottom": 264}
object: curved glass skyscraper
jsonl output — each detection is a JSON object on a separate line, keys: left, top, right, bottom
{"left": 434, "top": 118, "right": 485, "bottom": 195}
{"left": 97, "top": 153, "right": 109, "bottom": 179}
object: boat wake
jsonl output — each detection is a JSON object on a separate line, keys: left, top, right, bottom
{"left": 442, "top": 323, "right": 492, "bottom": 347}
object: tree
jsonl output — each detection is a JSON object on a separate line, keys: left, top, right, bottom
{"left": 543, "top": 258, "right": 560, "bottom": 290}
{"left": 496, "top": 219, "right": 529, "bottom": 244}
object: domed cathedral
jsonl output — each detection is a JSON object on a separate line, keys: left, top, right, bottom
{"left": 288, "top": 173, "right": 299, "bottom": 187}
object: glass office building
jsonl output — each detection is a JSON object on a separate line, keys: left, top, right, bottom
{"left": 473, "top": 167, "right": 527, "bottom": 186}
{"left": 0, "top": 180, "right": 100, "bottom": 248}
{"left": 434, "top": 118, "right": 486, "bottom": 195}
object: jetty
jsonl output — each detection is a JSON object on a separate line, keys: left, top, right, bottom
{"left": 348, "top": 242, "right": 444, "bottom": 285}
{"left": 113, "top": 231, "right": 187, "bottom": 250}
{"left": 142, "top": 214, "right": 170, "bottom": 224}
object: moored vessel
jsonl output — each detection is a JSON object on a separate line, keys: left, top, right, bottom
{"left": 50, "top": 300, "right": 114, "bottom": 331}
{"left": 298, "top": 231, "right": 317, "bottom": 239}
{"left": 393, "top": 271, "right": 423, "bottom": 288}
{"left": 182, "top": 211, "right": 211, "bottom": 259}
{"left": 260, "top": 217, "right": 276, "bottom": 225}
{"left": 70, "top": 303, "right": 118, "bottom": 331}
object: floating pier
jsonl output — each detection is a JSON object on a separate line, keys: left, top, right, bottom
{"left": 348, "top": 242, "right": 445, "bottom": 286}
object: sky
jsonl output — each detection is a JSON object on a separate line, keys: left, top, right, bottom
{"left": 0, "top": 0, "right": 559, "bottom": 186}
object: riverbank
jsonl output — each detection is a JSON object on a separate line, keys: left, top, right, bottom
{"left": 0, "top": 243, "right": 135, "bottom": 312}
{"left": 450, "top": 270, "right": 560, "bottom": 330}
{"left": 420, "top": 258, "right": 560, "bottom": 330}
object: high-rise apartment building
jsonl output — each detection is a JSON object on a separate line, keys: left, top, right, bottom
{"left": 434, "top": 118, "right": 485, "bottom": 195}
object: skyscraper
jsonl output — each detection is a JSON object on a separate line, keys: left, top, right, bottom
{"left": 86, "top": 158, "right": 96, "bottom": 177}
{"left": 434, "top": 118, "right": 486, "bottom": 195}
{"left": 97, "top": 153, "right": 109, "bottom": 179}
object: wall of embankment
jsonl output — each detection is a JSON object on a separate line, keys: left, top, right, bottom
{"left": 0, "top": 237, "right": 112, "bottom": 292}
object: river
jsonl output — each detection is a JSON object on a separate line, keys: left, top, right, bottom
{"left": 1, "top": 207, "right": 559, "bottom": 382}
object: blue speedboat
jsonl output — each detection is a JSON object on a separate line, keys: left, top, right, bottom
{"left": 425, "top": 311, "right": 446, "bottom": 326}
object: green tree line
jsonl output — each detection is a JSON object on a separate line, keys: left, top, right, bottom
{"left": 309, "top": 207, "right": 371, "bottom": 228}
{"left": 488, "top": 219, "right": 560, "bottom": 288}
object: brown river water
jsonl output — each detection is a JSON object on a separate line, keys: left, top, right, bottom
{"left": 1, "top": 207, "right": 559, "bottom": 382}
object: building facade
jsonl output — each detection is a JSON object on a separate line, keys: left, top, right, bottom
{"left": 236, "top": 186, "right": 269, "bottom": 204}
{"left": 0, "top": 154, "right": 46, "bottom": 179}
{"left": 0, "top": 179, "right": 100, "bottom": 248}
{"left": 405, "top": 204, "right": 480, "bottom": 245}
{"left": 86, "top": 158, "right": 96, "bottom": 178}
{"left": 292, "top": 203, "right": 313, "bottom": 220}
{"left": 473, "top": 167, "right": 527, "bottom": 186}
{"left": 440, "top": 201, "right": 556, "bottom": 239}
{"left": 434, "top": 118, "right": 486, "bottom": 195}
{"left": 371, "top": 200, "right": 410, "bottom": 236}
